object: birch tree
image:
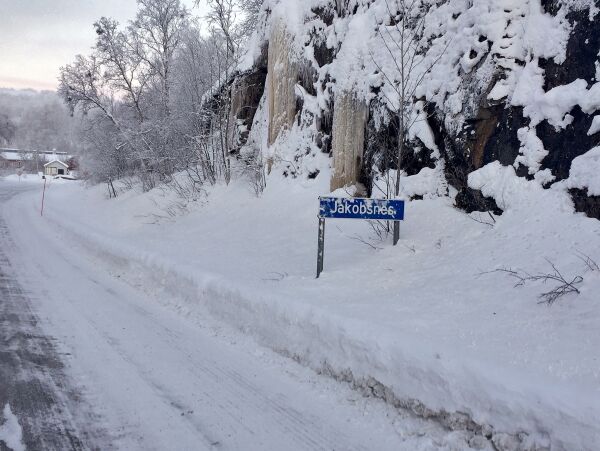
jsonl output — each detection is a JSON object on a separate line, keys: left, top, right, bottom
{"left": 371, "top": 0, "right": 446, "bottom": 244}
{"left": 59, "top": 0, "right": 191, "bottom": 191}
{"left": 129, "top": 0, "right": 190, "bottom": 116}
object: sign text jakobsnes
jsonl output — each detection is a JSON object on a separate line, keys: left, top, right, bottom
{"left": 319, "top": 197, "right": 405, "bottom": 221}
{"left": 334, "top": 201, "right": 395, "bottom": 217}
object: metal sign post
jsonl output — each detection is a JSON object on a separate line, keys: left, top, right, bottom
{"left": 316, "top": 197, "right": 405, "bottom": 278}
{"left": 393, "top": 221, "right": 400, "bottom": 246}
{"left": 317, "top": 218, "right": 325, "bottom": 277}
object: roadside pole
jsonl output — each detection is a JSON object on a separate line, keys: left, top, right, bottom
{"left": 393, "top": 221, "right": 400, "bottom": 245}
{"left": 40, "top": 177, "right": 47, "bottom": 217}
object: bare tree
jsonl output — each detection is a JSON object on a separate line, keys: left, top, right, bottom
{"left": 56, "top": 0, "right": 260, "bottom": 199}
{"left": 0, "top": 90, "right": 81, "bottom": 162}
{"left": 59, "top": 0, "right": 191, "bottom": 192}
{"left": 195, "top": 0, "right": 244, "bottom": 184}
{"left": 129, "top": 0, "right": 190, "bottom": 116}
{"left": 59, "top": 54, "right": 117, "bottom": 124}
{"left": 94, "top": 17, "right": 148, "bottom": 122}
{"left": 0, "top": 114, "right": 16, "bottom": 146}
{"left": 204, "top": 0, "right": 238, "bottom": 57}
{"left": 236, "top": 0, "right": 263, "bottom": 39}
{"left": 371, "top": 0, "right": 448, "bottom": 244}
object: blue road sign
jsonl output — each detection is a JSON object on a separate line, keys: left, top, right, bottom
{"left": 319, "top": 197, "right": 405, "bottom": 221}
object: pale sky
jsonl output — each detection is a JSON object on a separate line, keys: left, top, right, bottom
{"left": 0, "top": 0, "right": 206, "bottom": 91}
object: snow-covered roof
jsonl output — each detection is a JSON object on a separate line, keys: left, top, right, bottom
{"left": 0, "top": 149, "right": 73, "bottom": 163}
{"left": 44, "top": 159, "right": 69, "bottom": 168}
{"left": 0, "top": 151, "right": 25, "bottom": 161}
{"left": 41, "top": 153, "right": 71, "bottom": 163}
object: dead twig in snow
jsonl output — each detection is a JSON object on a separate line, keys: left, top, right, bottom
{"left": 481, "top": 259, "right": 583, "bottom": 305}
{"left": 467, "top": 211, "right": 496, "bottom": 228}
{"left": 575, "top": 250, "right": 600, "bottom": 272}
{"left": 367, "top": 219, "right": 391, "bottom": 242}
{"left": 335, "top": 225, "right": 383, "bottom": 250}
{"left": 262, "top": 272, "right": 288, "bottom": 282}
{"left": 349, "top": 233, "right": 383, "bottom": 250}
{"left": 402, "top": 243, "right": 416, "bottom": 253}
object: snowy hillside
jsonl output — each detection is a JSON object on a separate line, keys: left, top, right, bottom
{"left": 231, "top": 0, "right": 600, "bottom": 219}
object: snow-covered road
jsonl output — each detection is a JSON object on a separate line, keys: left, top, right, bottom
{"left": 0, "top": 183, "right": 104, "bottom": 450}
{"left": 0, "top": 181, "right": 471, "bottom": 450}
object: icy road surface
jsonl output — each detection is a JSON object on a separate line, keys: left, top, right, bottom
{"left": 0, "top": 180, "right": 477, "bottom": 450}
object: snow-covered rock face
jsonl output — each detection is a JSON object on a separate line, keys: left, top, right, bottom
{"left": 229, "top": 67, "right": 268, "bottom": 153}
{"left": 230, "top": 0, "right": 600, "bottom": 218}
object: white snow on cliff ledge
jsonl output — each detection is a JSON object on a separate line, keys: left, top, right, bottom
{"left": 565, "top": 146, "right": 600, "bottom": 195}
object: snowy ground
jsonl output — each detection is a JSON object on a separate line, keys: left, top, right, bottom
{"left": 3, "top": 173, "right": 600, "bottom": 450}
{"left": 0, "top": 178, "right": 495, "bottom": 450}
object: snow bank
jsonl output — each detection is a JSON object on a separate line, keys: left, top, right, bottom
{"left": 9, "top": 174, "right": 600, "bottom": 450}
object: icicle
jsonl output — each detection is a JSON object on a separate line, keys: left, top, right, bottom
{"left": 266, "top": 19, "right": 298, "bottom": 169}
{"left": 330, "top": 91, "right": 367, "bottom": 192}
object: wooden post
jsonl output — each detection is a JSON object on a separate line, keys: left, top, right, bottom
{"left": 316, "top": 217, "right": 325, "bottom": 278}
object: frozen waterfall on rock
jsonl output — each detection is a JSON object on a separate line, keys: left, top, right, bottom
{"left": 330, "top": 91, "right": 368, "bottom": 192}
{"left": 266, "top": 19, "right": 298, "bottom": 170}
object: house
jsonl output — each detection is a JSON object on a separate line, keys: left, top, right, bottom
{"left": 44, "top": 160, "right": 70, "bottom": 176}
{"left": 0, "top": 148, "right": 25, "bottom": 169}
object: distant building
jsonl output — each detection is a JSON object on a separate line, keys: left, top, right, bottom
{"left": 44, "top": 160, "right": 70, "bottom": 176}
{"left": 0, "top": 148, "right": 25, "bottom": 169}
{"left": 0, "top": 148, "right": 75, "bottom": 173}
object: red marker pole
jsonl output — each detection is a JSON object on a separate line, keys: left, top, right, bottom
{"left": 41, "top": 177, "right": 47, "bottom": 216}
